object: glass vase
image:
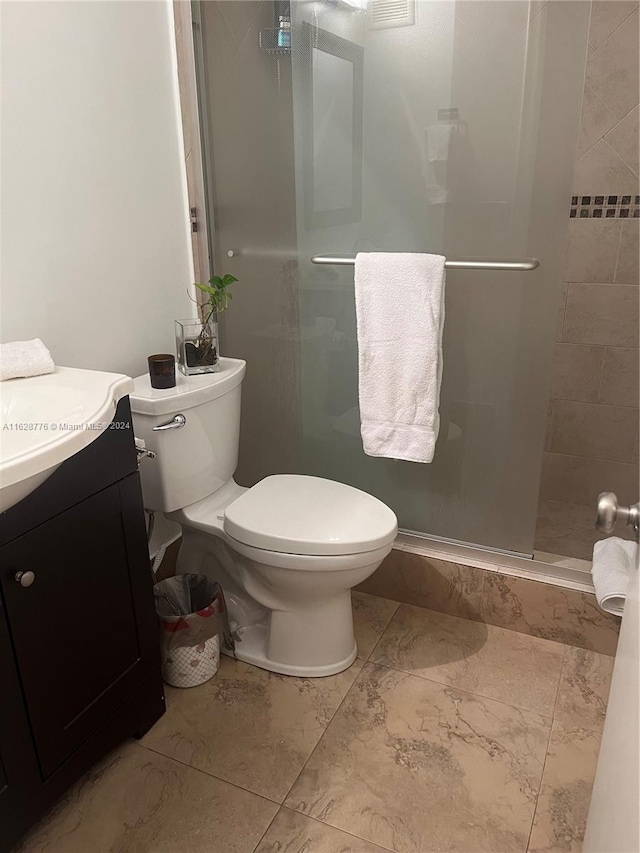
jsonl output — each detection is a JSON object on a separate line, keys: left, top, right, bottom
{"left": 175, "top": 315, "right": 220, "bottom": 376}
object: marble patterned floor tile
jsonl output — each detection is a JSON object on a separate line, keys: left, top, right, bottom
{"left": 527, "top": 721, "right": 602, "bottom": 852}
{"left": 141, "top": 654, "right": 363, "bottom": 803}
{"left": 371, "top": 604, "right": 564, "bottom": 716}
{"left": 554, "top": 646, "right": 614, "bottom": 731}
{"left": 16, "top": 741, "right": 278, "bottom": 853}
{"left": 255, "top": 807, "right": 392, "bottom": 852}
{"left": 481, "top": 573, "right": 620, "bottom": 655}
{"left": 352, "top": 591, "right": 398, "bottom": 659}
{"left": 286, "top": 662, "right": 551, "bottom": 853}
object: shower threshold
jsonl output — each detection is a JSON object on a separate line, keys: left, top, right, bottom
{"left": 395, "top": 529, "right": 594, "bottom": 594}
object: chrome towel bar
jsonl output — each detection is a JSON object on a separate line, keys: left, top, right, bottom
{"left": 310, "top": 254, "right": 540, "bottom": 271}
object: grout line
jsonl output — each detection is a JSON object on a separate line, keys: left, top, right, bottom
{"left": 250, "top": 809, "right": 281, "bottom": 853}
{"left": 557, "top": 283, "right": 568, "bottom": 343}
{"left": 586, "top": 83, "right": 620, "bottom": 127}
{"left": 255, "top": 808, "right": 397, "bottom": 853}
{"left": 588, "top": 5, "right": 640, "bottom": 70}
{"left": 525, "top": 644, "right": 567, "bottom": 851}
{"left": 542, "top": 447, "right": 639, "bottom": 466}
{"left": 364, "top": 631, "right": 387, "bottom": 667}
{"left": 601, "top": 137, "right": 640, "bottom": 185}
{"left": 551, "top": 395, "right": 639, "bottom": 411}
{"left": 277, "top": 662, "right": 368, "bottom": 814}
{"left": 547, "top": 643, "right": 613, "bottom": 735}
{"left": 612, "top": 210, "right": 626, "bottom": 282}
{"left": 361, "top": 600, "right": 399, "bottom": 665}
{"left": 560, "top": 284, "right": 638, "bottom": 298}
{"left": 547, "top": 397, "right": 556, "bottom": 452}
{"left": 573, "top": 89, "right": 637, "bottom": 166}
{"left": 562, "top": 281, "right": 637, "bottom": 286}
{"left": 213, "top": 2, "right": 242, "bottom": 51}
{"left": 135, "top": 740, "right": 282, "bottom": 808}
{"left": 595, "top": 346, "right": 608, "bottom": 404}
{"left": 606, "top": 100, "right": 640, "bottom": 127}
{"left": 366, "top": 654, "right": 560, "bottom": 725}
{"left": 603, "top": 103, "right": 640, "bottom": 181}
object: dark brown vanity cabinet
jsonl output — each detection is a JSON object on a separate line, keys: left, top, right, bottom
{"left": 0, "top": 397, "right": 165, "bottom": 852}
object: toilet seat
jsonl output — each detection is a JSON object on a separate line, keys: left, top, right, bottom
{"left": 224, "top": 534, "right": 394, "bottom": 572}
{"left": 223, "top": 474, "right": 397, "bottom": 557}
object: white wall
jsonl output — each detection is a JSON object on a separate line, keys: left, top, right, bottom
{"left": 584, "top": 558, "right": 640, "bottom": 853}
{"left": 0, "top": 0, "right": 194, "bottom": 378}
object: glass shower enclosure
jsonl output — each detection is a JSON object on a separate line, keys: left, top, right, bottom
{"left": 195, "top": 0, "right": 591, "bottom": 558}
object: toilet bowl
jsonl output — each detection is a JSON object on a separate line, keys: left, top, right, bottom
{"left": 130, "top": 358, "right": 397, "bottom": 677}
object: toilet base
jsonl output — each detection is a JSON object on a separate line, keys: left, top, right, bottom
{"left": 222, "top": 618, "right": 358, "bottom": 678}
{"left": 173, "top": 520, "right": 390, "bottom": 678}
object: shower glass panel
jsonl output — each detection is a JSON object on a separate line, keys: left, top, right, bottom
{"left": 197, "top": 0, "right": 590, "bottom": 556}
{"left": 290, "top": 0, "right": 589, "bottom": 555}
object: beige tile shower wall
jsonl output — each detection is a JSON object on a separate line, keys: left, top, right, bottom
{"left": 538, "top": 2, "right": 639, "bottom": 558}
{"left": 356, "top": 547, "right": 620, "bottom": 656}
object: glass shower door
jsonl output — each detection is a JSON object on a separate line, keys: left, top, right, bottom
{"left": 289, "top": 0, "right": 591, "bottom": 554}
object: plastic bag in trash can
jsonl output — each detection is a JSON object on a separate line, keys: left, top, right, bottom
{"left": 154, "top": 574, "right": 233, "bottom": 687}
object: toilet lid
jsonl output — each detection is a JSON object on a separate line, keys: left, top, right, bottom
{"left": 223, "top": 475, "right": 398, "bottom": 556}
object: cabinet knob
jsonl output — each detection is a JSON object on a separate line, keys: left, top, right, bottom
{"left": 15, "top": 570, "right": 35, "bottom": 588}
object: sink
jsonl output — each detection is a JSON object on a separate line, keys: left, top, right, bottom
{"left": 0, "top": 367, "right": 134, "bottom": 513}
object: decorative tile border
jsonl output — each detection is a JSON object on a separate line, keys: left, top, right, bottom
{"left": 356, "top": 546, "right": 620, "bottom": 656}
{"left": 569, "top": 194, "right": 640, "bottom": 218}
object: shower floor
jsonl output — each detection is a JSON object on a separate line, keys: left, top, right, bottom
{"left": 535, "top": 497, "right": 636, "bottom": 562}
{"left": 17, "top": 592, "right": 613, "bottom": 853}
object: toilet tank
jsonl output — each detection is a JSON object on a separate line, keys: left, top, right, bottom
{"left": 129, "top": 358, "right": 246, "bottom": 512}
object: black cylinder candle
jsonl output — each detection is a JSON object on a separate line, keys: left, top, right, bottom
{"left": 148, "top": 354, "right": 176, "bottom": 389}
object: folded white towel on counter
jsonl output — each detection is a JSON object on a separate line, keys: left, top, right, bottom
{"left": 592, "top": 537, "right": 638, "bottom": 616}
{"left": 0, "top": 338, "right": 55, "bottom": 382}
{"left": 354, "top": 252, "right": 446, "bottom": 463}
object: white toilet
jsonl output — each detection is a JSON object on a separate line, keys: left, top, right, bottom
{"left": 130, "top": 357, "right": 397, "bottom": 677}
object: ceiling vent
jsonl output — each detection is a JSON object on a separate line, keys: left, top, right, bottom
{"left": 368, "top": 0, "right": 415, "bottom": 29}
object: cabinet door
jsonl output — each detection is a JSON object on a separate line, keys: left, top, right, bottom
{"left": 0, "top": 598, "right": 42, "bottom": 849}
{"left": 0, "top": 475, "right": 159, "bottom": 778}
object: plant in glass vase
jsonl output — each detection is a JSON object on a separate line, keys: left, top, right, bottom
{"left": 176, "top": 273, "right": 238, "bottom": 375}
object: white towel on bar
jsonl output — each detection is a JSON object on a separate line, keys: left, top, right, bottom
{"left": 354, "top": 252, "right": 446, "bottom": 463}
{"left": 426, "top": 123, "right": 455, "bottom": 163}
{"left": 0, "top": 338, "right": 55, "bottom": 382}
{"left": 592, "top": 537, "right": 638, "bottom": 616}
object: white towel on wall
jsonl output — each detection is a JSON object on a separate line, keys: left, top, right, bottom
{"left": 0, "top": 338, "right": 55, "bottom": 382}
{"left": 592, "top": 537, "right": 638, "bottom": 616}
{"left": 354, "top": 252, "right": 446, "bottom": 464}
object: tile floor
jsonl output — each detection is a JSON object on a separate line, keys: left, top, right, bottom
{"left": 18, "top": 592, "right": 614, "bottom": 853}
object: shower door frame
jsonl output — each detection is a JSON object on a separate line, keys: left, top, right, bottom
{"left": 182, "top": 0, "right": 596, "bottom": 595}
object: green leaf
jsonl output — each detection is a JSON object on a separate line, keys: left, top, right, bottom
{"left": 222, "top": 274, "right": 238, "bottom": 286}
{"left": 194, "top": 282, "right": 216, "bottom": 296}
